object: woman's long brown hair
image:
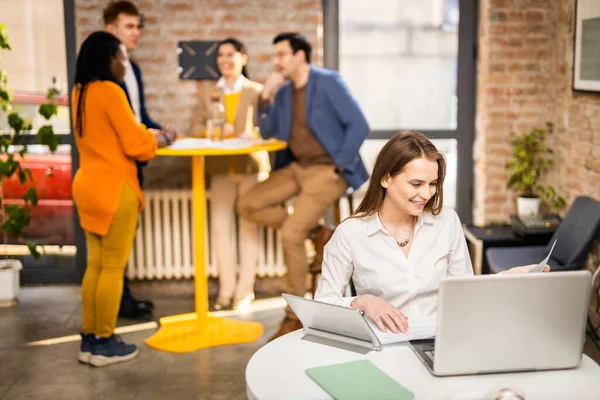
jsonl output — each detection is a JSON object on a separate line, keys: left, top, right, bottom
{"left": 354, "top": 131, "right": 447, "bottom": 217}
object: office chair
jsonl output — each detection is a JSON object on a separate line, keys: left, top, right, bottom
{"left": 486, "top": 196, "right": 600, "bottom": 274}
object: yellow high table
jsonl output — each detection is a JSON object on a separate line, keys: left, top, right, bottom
{"left": 145, "top": 138, "right": 287, "bottom": 353}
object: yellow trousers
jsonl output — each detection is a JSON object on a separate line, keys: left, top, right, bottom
{"left": 81, "top": 183, "right": 139, "bottom": 337}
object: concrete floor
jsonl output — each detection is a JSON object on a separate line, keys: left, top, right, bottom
{"left": 0, "top": 279, "right": 287, "bottom": 400}
{"left": 1, "top": 279, "right": 600, "bottom": 400}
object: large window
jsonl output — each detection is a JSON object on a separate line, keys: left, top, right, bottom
{"left": 340, "top": 0, "right": 459, "bottom": 130}
{"left": 0, "top": 0, "right": 70, "bottom": 134}
{"left": 0, "top": 0, "right": 68, "bottom": 93}
{"left": 329, "top": 0, "right": 475, "bottom": 220}
{"left": 1, "top": 0, "right": 75, "bottom": 283}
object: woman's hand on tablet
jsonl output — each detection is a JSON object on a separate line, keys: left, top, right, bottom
{"left": 350, "top": 294, "right": 408, "bottom": 334}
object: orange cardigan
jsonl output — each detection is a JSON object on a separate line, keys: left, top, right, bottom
{"left": 72, "top": 81, "right": 158, "bottom": 236}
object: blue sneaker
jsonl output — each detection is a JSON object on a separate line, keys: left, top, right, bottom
{"left": 78, "top": 333, "right": 94, "bottom": 364}
{"left": 89, "top": 335, "right": 139, "bottom": 367}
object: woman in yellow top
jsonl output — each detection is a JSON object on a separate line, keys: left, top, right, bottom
{"left": 191, "top": 38, "right": 270, "bottom": 311}
{"left": 72, "top": 31, "right": 174, "bottom": 367}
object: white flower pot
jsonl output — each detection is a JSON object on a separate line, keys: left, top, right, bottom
{"left": 517, "top": 196, "right": 540, "bottom": 216}
{"left": 0, "top": 259, "right": 23, "bottom": 308}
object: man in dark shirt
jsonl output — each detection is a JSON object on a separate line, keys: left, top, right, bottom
{"left": 237, "top": 32, "right": 370, "bottom": 341}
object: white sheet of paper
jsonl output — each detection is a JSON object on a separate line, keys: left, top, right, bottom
{"left": 168, "top": 138, "right": 272, "bottom": 151}
{"left": 365, "top": 317, "right": 436, "bottom": 345}
{"left": 530, "top": 238, "right": 557, "bottom": 273}
{"left": 167, "top": 138, "right": 212, "bottom": 150}
{"left": 206, "top": 138, "right": 262, "bottom": 149}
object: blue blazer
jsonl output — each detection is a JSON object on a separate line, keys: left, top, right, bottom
{"left": 258, "top": 66, "right": 370, "bottom": 190}
{"left": 119, "top": 60, "right": 161, "bottom": 187}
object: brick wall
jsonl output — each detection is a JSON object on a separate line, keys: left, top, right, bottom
{"left": 74, "top": 0, "right": 323, "bottom": 189}
{"left": 474, "top": 0, "right": 558, "bottom": 225}
{"left": 476, "top": 0, "right": 599, "bottom": 222}
{"left": 552, "top": 0, "right": 600, "bottom": 209}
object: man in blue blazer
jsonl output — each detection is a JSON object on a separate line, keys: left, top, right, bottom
{"left": 104, "top": 1, "right": 173, "bottom": 319}
{"left": 237, "top": 33, "right": 370, "bottom": 341}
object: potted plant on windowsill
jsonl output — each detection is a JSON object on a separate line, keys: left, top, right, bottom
{"left": 0, "top": 24, "right": 59, "bottom": 307}
{"left": 505, "top": 122, "right": 566, "bottom": 216}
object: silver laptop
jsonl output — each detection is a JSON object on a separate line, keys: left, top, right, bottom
{"left": 410, "top": 270, "right": 592, "bottom": 376}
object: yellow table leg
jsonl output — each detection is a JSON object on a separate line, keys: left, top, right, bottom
{"left": 145, "top": 155, "right": 264, "bottom": 353}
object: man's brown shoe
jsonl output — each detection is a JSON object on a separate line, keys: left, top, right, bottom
{"left": 309, "top": 224, "right": 336, "bottom": 274}
{"left": 268, "top": 317, "right": 303, "bottom": 342}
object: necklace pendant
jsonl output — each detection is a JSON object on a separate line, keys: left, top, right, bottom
{"left": 397, "top": 238, "right": 410, "bottom": 247}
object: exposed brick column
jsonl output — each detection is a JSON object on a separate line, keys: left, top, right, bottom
{"left": 474, "top": 0, "right": 558, "bottom": 225}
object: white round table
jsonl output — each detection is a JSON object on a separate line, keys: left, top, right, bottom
{"left": 246, "top": 330, "right": 600, "bottom": 400}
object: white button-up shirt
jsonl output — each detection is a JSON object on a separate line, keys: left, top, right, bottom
{"left": 315, "top": 206, "right": 474, "bottom": 320}
{"left": 216, "top": 75, "right": 244, "bottom": 94}
{"left": 123, "top": 60, "right": 142, "bottom": 123}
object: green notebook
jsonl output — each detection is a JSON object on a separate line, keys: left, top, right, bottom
{"left": 305, "top": 360, "right": 414, "bottom": 400}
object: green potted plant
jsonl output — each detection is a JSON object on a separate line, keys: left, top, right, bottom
{"left": 0, "top": 24, "right": 59, "bottom": 307}
{"left": 505, "top": 122, "right": 566, "bottom": 216}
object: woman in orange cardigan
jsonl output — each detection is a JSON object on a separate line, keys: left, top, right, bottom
{"left": 72, "top": 32, "right": 174, "bottom": 367}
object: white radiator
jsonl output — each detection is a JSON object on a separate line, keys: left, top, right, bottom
{"left": 126, "top": 189, "right": 287, "bottom": 280}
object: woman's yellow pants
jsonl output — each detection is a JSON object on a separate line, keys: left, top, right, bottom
{"left": 81, "top": 183, "right": 139, "bottom": 337}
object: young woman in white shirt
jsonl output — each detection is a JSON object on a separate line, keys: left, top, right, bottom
{"left": 315, "top": 131, "right": 549, "bottom": 334}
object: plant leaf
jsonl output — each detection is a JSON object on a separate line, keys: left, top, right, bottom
{"left": 7, "top": 112, "right": 24, "bottom": 134}
{"left": 2, "top": 204, "right": 31, "bottom": 237}
{"left": 26, "top": 241, "right": 41, "bottom": 260}
{"left": 0, "top": 24, "right": 11, "bottom": 50}
{"left": 38, "top": 103, "right": 58, "bottom": 120}
{"left": 23, "top": 187, "right": 38, "bottom": 206}
{"left": 0, "top": 89, "right": 9, "bottom": 102}
{"left": 17, "top": 167, "right": 26, "bottom": 184}
{"left": 36, "top": 125, "right": 59, "bottom": 152}
{"left": 46, "top": 88, "right": 60, "bottom": 100}
{"left": 24, "top": 168, "right": 33, "bottom": 183}
{"left": 0, "top": 153, "right": 19, "bottom": 179}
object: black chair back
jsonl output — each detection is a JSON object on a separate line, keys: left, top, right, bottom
{"left": 547, "top": 196, "right": 600, "bottom": 270}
